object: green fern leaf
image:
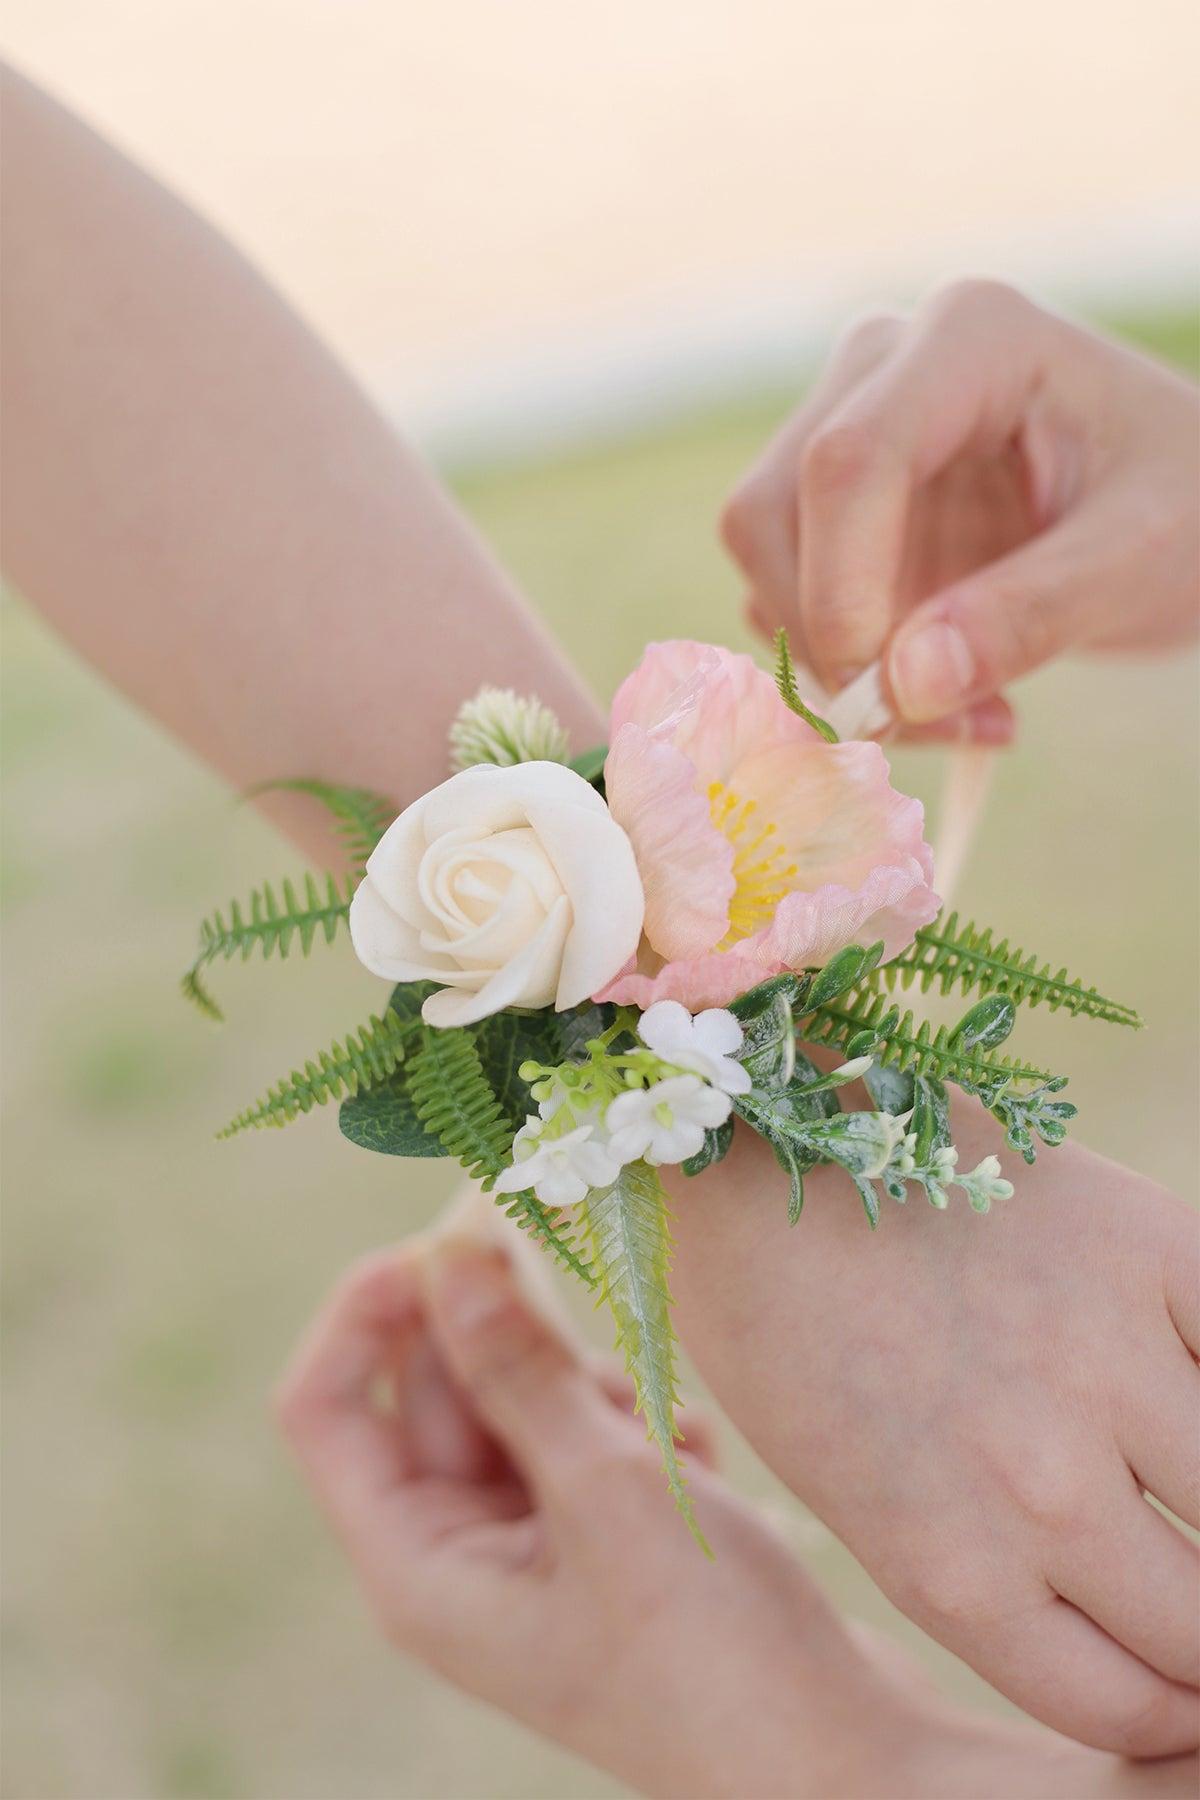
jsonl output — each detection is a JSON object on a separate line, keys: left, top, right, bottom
{"left": 406, "top": 1026, "right": 516, "bottom": 1185}
{"left": 881, "top": 912, "right": 1142, "bottom": 1027}
{"left": 581, "top": 1163, "right": 709, "bottom": 1554}
{"left": 496, "top": 1191, "right": 596, "bottom": 1285}
{"left": 181, "top": 871, "right": 354, "bottom": 1022}
{"left": 218, "top": 1009, "right": 412, "bottom": 1137}
{"left": 773, "top": 627, "right": 839, "bottom": 743}
{"left": 247, "top": 778, "right": 396, "bottom": 873}
{"left": 802, "top": 987, "right": 1053, "bottom": 1094}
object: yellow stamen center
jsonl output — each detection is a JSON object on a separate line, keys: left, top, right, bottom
{"left": 708, "top": 781, "right": 798, "bottom": 947}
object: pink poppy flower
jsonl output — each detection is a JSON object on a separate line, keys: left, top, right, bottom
{"left": 595, "top": 641, "right": 938, "bottom": 1011}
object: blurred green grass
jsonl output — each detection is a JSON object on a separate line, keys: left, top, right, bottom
{"left": 3, "top": 303, "right": 1197, "bottom": 1799}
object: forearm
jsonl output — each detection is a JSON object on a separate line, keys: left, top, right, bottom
{"left": 0, "top": 67, "right": 602, "bottom": 864}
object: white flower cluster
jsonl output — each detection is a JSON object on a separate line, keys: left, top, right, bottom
{"left": 892, "top": 1127, "right": 1014, "bottom": 1212}
{"left": 493, "top": 1001, "right": 750, "bottom": 1209}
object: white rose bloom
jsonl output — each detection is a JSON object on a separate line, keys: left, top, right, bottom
{"left": 350, "top": 762, "right": 644, "bottom": 1027}
{"left": 605, "top": 1075, "right": 733, "bottom": 1168}
{"left": 637, "top": 1000, "right": 752, "bottom": 1096}
{"left": 493, "top": 1118, "right": 620, "bottom": 1208}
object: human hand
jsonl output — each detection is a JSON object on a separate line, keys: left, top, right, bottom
{"left": 666, "top": 1103, "right": 1200, "bottom": 1759}
{"left": 720, "top": 281, "right": 1199, "bottom": 739}
{"left": 276, "top": 1235, "right": 915, "bottom": 1799}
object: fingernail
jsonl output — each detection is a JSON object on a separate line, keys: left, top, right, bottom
{"left": 890, "top": 621, "right": 975, "bottom": 723}
{"left": 425, "top": 1242, "right": 511, "bottom": 1336}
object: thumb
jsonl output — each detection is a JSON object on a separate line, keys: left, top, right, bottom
{"left": 886, "top": 510, "right": 1117, "bottom": 724}
{"left": 422, "top": 1238, "right": 624, "bottom": 1496}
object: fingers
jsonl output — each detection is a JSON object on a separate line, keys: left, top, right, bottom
{"left": 422, "top": 1239, "right": 636, "bottom": 1509}
{"left": 1165, "top": 1229, "right": 1200, "bottom": 1360}
{"left": 942, "top": 1589, "right": 1199, "bottom": 1758}
{"left": 1117, "top": 1341, "right": 1200, "bottom": 1529}
{"left": 1048, "top": 1480, "right": 1200, "bottom": 1687}
{"left": 894, "top": 693, "right": 1016, "bottom": 748}
{"left": 277, "top": 1245, "right": 547, "bottom": 1658}
{"left": 887, "top": 505, "right": 1119, "bottom": 723}
{"left": 276, "top": 1249, "right": 427, "bottom": 1535}
{"left": 722, "top": 310, "right": 904, "bottom": 638}
{"left": 794, "top": 283, "right": 1044, "bottom": 689}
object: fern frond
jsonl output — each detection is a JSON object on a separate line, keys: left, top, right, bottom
{"left": 773, "top": 627, "right": 839, "bottom": 743}
{"left": 496, "top": 1191, "right": 596, "bottom": 1285}
{"left": 181, "top": 871, "right": 354, "bottom": 1022}
{"left": 218, "top": 1009, "right": 412, "bottom": 1137}
{"left": 881, "top": 913, "right": 1142, "bottom": 1027}
{"left": 803, "top": 988, "right": 1053, "bottom": 1093}
{"left": 407, "top": 1027, "right": 515, "bottom": 1184}
{"left": 581, "top": 1164, "right": 709, "bottom": 1554}
{"left": 247, "top": 779, "right": 396, "bottom": 874}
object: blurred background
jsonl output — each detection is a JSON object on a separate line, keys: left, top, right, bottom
{"left": 2, "top": 4, "right": 1198, "bottom": 1796}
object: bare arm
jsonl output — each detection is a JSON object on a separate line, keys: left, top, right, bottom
{"left": 0, "top": 65, "right": 604, "bottom": 864}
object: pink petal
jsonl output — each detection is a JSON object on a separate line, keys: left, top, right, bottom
{"left": 596, "top": 946, "right": 783, "bottom": 1012}
{"left": 604, "top": 722, "right": 733, "bottom": 960}
{"left": 749, "top": 858, "right": 940, "bottom": 971}
{"left": 611, "top": 640, "right": 822, "bottom": 785}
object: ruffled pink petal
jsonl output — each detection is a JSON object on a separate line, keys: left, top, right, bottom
{"left": 731, "top": 738, "right": 935, "bottom": 894}
{"left": 611, "top": 640, "right": 822, "bottom": 785}
{"left": 748, "top": 858, "right": 940, "bottom": 971}
{"left": 604, "top": 722, "right": 733, "bottom": 960}
{"left": 596, "top": 946, "right": 783, "bottom": 1012}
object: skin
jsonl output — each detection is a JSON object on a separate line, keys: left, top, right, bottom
{"left": 666, "top": 1097, "right": 1200, "bottom": 1758}
{"left": 721, "top": 282, "right": 1200, "bottom": 742}
{"left": 4, "top": 64, "right": 1196, "bottom": 1761}
{"left": 0, "top": 65, "right": 598, "bottom": 869}
{"left": 280, "top": 1235, "right": 1198, "bottom": 1800}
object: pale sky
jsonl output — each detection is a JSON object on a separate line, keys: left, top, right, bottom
{"left": 5, "top": 1, "right": 1197, "bottom": 439}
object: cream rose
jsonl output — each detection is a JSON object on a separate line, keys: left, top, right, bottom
{"left": 349, "top": 762, "right": 644, "bottom": 1027}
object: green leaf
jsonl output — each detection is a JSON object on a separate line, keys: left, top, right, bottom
{"left": 181, "top": 871, "right": 354, "bottom": 1022}
{"left": 909, "top": 1075, "right": 951, "bottom": 1165}
{"left": 949, "top": 994, "right": 1016, "bottom": 1053}
{"left": 801, "top": 987, "right": 1054, "bottom": 1094}
{"left": 879, "top": 912, "right": 1142, "bottom": 1028}
{"left": 792, "top": 1110, "right": 901, "bottom": 1179}
{"left": 730, "top": 981, "right": 799, "bottom": 1091}
{"left": 864, "top": 1062, "right": 915, "bottom": 1116}
{"left": 338, "top": 1069, "right": 449, "bottom": 1157}
{"left": 246, "top": 778, "right": 395, "bottom": 874}
{"left": 220, "top": 1008, "right": 411, "bottom": 1137}
{"left": 773, "top": 627, "right": 839, "bottom": 743}
{"left": 567, "top": 745, "right": 608, "bottom": 786}
{"left": 988, "top": 1078, "right": 1077, "bottom": 1165}
{"left": 852, "top": 1174, "right": 881, "bottom": 1229}
{"left": 802, "top": 941, "right": 884, "bottom": 1012}
{"left": 774, "top": 1134, "right": 807, "bottom": 1224}
{"left": 406, "top": 1026, "right": 517, "bottom": 1185}
{"left": 581, "top": 1163, "right": 709, "bottom": 1554}
{"left": 473, "top": 1003, "right": 606, "bottom": 1125}
{"left": 495, "top": 1191, "right": 596, "bottom": 1285}
{"left": 681, "top": 1116, "right": 735, "bottom": 1177}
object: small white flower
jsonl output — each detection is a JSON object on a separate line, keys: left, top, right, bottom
{"left": 449, "top": 686, "right": 570, "bottom": 771}
{"left": 605, "top": 1074, "right": 733, "bottom": 1167}
{"left": 637, "top": 1000, "right": 752, "bottom": 1096}
{"left": 955, "top": 1152, "right": 1014, "bottom": 1213}
{"left": 493, "top": 1116, "right": 620, "bottom": 1208}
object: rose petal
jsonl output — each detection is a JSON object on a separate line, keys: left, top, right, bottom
{"left": 349, "top": 874, "right": 456, "bottom": 981}
{"left": 522, "top": 795, "right": 645, "bottom": 1008}
{"left": 421, "top": 894, "right": 572, "bottom": 1026}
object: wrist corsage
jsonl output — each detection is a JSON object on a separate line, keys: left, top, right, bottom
{"left": 184, "top": 635, "right": 1140, "bottom": 1546}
